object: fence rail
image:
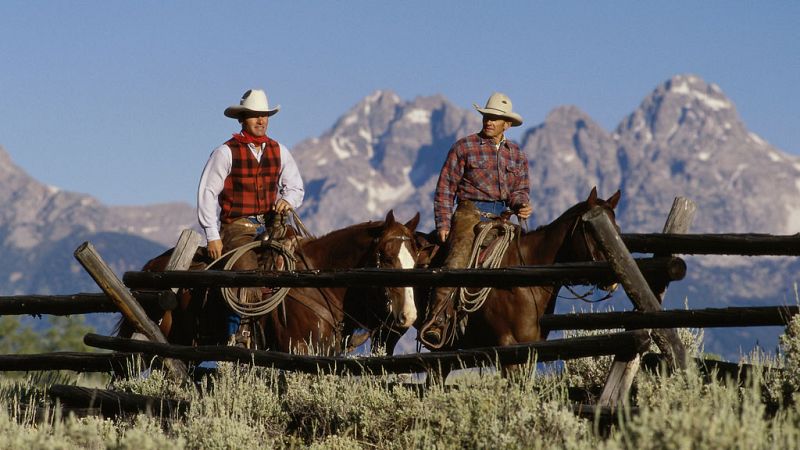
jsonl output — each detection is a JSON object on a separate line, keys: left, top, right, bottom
{"left": 122, "top": 257, "right": 686, "bottom": 289}
{"left": 540, "top": 306, "right": 799, "bottom": 331}
{"left": 0, "top": 351, "right": 134, "bottom": 373}
{"left": 621, "top": 233, "right": 800, "bottom": 255}
{"left": 83, "top": 331, "right": 651, "bottom": 375}
{"left": 0, "top": 291, "right": 175, "bottom": 316}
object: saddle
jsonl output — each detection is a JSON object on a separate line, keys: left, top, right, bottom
{"left": 475, "top": 220, "right": 516, "bottom": 267}
{"left": 255, "top": 229, "right": 299, "bottom": 272}
{"left": 420, "top": 202, "right": 519, "bottom": 347}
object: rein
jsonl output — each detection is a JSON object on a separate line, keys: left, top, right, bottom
{"left": 556, "top": 217, "right": 615, "bottom": 304}
{"left": 559, "top": 285, "right": 615, "bottom": 303}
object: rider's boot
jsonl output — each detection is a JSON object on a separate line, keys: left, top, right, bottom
{"left": 421, "top": 201, "right": 481, "bottom": 347}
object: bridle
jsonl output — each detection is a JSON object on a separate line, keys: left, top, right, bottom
{"left": 557, "top": 206, "right": 616, "bottom": 303}
{"left": 371, "top": 233, "right": 417, "bottom": 334}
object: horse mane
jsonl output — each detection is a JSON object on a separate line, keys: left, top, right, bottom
{"left": 297, "top": 220, "right": 385, "bottom": 251}
{"left": 311, "top": 220, "right": 385, "bottom": 241}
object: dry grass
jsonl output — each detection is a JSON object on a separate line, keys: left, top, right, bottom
{"left": 2, "top": 316, "right": 800, "bottom": 449}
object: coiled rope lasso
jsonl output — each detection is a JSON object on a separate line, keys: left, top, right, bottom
{"left": 456, "top": 220, "right": 517, "bottom": 313}
{"left": 205, "top": 209, "right": 314, "bottom": 318}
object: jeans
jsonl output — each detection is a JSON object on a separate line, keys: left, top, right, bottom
{"left": 471, "top": 200, "right": 510, "bottom": 220}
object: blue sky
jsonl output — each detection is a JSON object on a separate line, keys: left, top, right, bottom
{"left": 1, "top": 1, "right": 797, "bottom": 206}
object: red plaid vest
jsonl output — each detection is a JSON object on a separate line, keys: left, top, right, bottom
{"left": 218, "top": 137, "right": 282, "bottom": 224}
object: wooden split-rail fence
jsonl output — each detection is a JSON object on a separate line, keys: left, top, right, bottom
{"left": 1, "top": 197, "right": 800, "bottom": 416}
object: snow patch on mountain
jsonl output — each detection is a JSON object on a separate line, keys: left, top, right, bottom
{"left": 331, "top": 135, "right": 355, "bottom": 159}
{"left": 405, "top": 108, "right": 431, "bottom": 124}
{"left": 342, "top": 114, "right": 358, "bottom": 126}
{"left": 670, "top": 79, "right": 732, "bottom": 111}
{"left": 749, "top": 132, "right": 767, "bottom": 146}
{"left": 768, "top": 151, "right": 783, "bottom": 162}
{"left": 347, "top": 176, "right": 365, "bottom": 192}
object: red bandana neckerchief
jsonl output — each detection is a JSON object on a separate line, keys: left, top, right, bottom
{"left": 232, "top": 130, "right": 270, "bottom": 145}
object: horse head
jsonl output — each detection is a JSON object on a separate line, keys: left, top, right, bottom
{"left": 556, "top": 187, "right": 622, "bottom": 293}
{"left": 369, "top": 210, "right": 420, "bottom": 329}
{"left": 419, "top": 187, "right": 623, "bottom": 350}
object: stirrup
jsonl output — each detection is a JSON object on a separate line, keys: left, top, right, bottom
{"left": 227, "top": 327, "right": 251, "bottom": 348}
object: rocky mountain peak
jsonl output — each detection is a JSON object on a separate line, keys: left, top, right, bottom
{"left": 520, "top": 105, "right": 622, "bottom": 222}
{"left": 291, "top": 92, "right": 481, "bottom": 233}
{"left": 542, "top": 104, "right": 593, "bottom": 125}
{"left": 616, "top": 74, "right": 745, "bottom": 150}
{"left": 663, "top": 74, "right": 734, "bottom": 112}
{"left": 611, "top": 74, "right": 800, "bottom": 234}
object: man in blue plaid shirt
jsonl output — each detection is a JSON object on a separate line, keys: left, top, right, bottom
{"left": 433, "top": 92, "right": 532, "bottom": 244}
{"left": 422, "top": 92, "right": 533, "bottom": 347}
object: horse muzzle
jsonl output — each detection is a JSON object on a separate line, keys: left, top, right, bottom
{"left": 387, "top": 287, "right": 417, "bottom": 328}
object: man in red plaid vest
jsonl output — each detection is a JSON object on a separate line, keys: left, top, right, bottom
{"left": 198, "top": 88, "right": 304, "bottom": 342}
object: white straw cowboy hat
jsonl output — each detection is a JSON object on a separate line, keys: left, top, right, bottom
{"left": 224, "top": 89, "right": 280, "bottom": 119}
{"left": 473, "top": 92, "right": 523, "bottom": 127}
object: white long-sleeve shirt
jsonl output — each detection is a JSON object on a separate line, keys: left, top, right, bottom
{"left": 197, "top": 141, "right": 304, "bottom": 242}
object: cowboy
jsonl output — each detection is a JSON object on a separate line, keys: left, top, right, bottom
{"left": 423, "top": 92, "right": 531, "bottom": 346}
{"left": 197, "top": 88, "right": 304, "bottom": 343}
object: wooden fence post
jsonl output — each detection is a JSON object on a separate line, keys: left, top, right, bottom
{"left": 597, "top": 197, "right": 695, "bottom": 407}
{"left": 583, "top": 206, "right": 688, "bottom": 368}
{"left": 165, "top": 229, "right": 203, "bottom": 275}
{"left": 155, "top": 229, "right": 202, "bottom": 338}
{"left": 74, "top": 242, "right": 188, "bottom": 380}
{"left": 650, "top": 197, "right": 697, "bottom": 301}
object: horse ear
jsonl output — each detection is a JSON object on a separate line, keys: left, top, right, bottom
{"left": 384, "top": 209, "right": 396, "bottom": 226}
{"left": 587, "top": 186, "right": 598, "bottom": 204}
{"left": 404, "top": 212, "right": 421, "bottom": 232}
{"left": 607, "top": 190, "right": 622, "bottom": 209}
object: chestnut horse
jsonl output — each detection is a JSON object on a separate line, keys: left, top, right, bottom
{"left": 118, "top": 210, "right": 420, "bottom": 355}
{"left": 262, "top": 210, "right": 420, "bottom": 354}
{"left": 376, "top": 188, "right": 621, "bottom": 360}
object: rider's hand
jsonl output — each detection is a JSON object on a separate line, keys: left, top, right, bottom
{"left": 438, "top": 228, "right": 449, "bottom": 244}
{"left": 274, "top": 198, "right": 291, "bottom": 214}
{"left": 516, "top": 203, "right": 533, "bottom": 220}
{"left": 207, "top": 239, "right": 223, "bottom": 260}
